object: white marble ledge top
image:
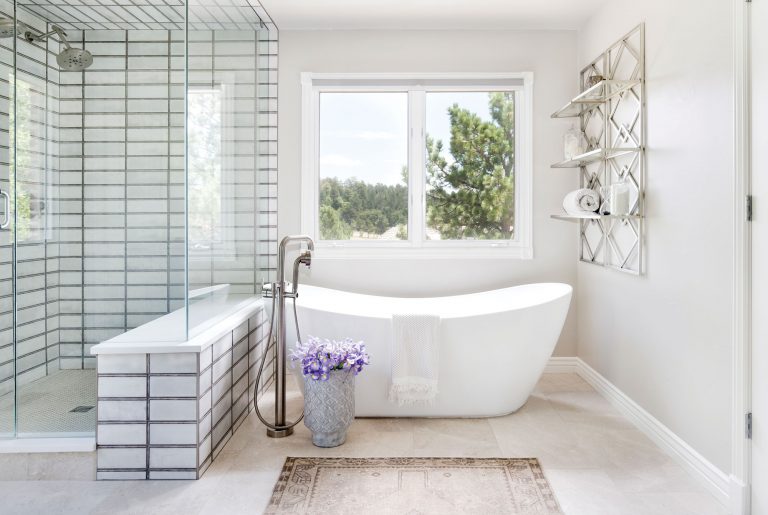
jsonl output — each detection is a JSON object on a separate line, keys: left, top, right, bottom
{"left": 90, "top": 294, "right": 264, "bottom": 355}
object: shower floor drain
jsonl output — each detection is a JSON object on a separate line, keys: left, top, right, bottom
{"left": 69, "top": 406, "right": 94, "bottom": 413}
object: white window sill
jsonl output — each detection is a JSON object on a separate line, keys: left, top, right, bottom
{"left": 312, "top": 244, "right": 533, "bottom": 260}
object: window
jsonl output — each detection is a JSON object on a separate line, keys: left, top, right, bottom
{"left": 187, "top": 83, "right": 235, "bottom": 257}
{"left": 301, "top": 73, "right": 533, "bottom": 258}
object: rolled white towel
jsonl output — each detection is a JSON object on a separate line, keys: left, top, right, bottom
{"left": 562, "top": 188, "right": 600, "bottom": 215}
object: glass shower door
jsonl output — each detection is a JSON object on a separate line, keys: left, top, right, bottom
{"left": 13, "top": 11, "right": 94, "bottom": 437}
{"left": 0, "top": 3, "right": 95, "bottom": 438}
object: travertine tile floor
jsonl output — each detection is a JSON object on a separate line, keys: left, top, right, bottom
{"left": 0, "top": 373, "right": 727, "bottom": 515}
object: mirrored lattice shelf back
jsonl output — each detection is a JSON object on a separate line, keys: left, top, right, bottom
{"left": 551, "top": 23, "right": 645, "bottom": 275}
{"left": 16, "top": 0, "right": 276, "bottom": 31}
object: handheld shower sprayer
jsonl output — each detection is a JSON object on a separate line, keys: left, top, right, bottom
{"left": 253, "top": 235, "right": 314, "bottom": 438}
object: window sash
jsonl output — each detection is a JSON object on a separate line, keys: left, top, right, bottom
{"left": 301, "top": 73, "right": 533, "bottom": 258}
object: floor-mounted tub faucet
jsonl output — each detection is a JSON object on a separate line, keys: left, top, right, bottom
{"left": 254, "top": 235, "right": 314, "bottom": 438}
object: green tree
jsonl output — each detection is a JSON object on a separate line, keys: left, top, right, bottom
{"left": 319, "top": 176, "right": 407, "bottom": 239}
{"left": 426, "top": 92, "right": 515, "bottom": 239}
{"left": 319, "top": 204, "right": 352, "bottom": 239}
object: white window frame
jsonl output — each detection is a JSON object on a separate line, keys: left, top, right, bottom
{"left": 301, "top": 72, "right": 533, "bottom": 259}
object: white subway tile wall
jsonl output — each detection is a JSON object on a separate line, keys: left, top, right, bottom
{"left": 96, "top": 305, "right": 271, "bottom": 480}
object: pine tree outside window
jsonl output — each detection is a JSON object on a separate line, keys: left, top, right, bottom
{"left": 301, "top": 73, "right": 533, "bottom": 259}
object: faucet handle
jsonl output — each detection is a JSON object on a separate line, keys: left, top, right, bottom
{"left": 261, "top": 281, "right": 275, "bottom": 298}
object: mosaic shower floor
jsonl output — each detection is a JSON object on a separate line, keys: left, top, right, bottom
{"left": 0, "top": 370, "right": 97, "bottom": 436}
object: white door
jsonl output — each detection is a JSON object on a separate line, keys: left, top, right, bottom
{"left": 752, "top": 0, "right": 768, "bottom": 512}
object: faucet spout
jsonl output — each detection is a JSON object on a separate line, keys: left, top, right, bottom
{"left": 277, "top": 234, "right": 314, "bottom": 286}
{"left": 290, "top": 250, "right": 312, "bottom": 296}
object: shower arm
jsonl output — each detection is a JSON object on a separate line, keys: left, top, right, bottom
{"left": 25, "top": 25, "right": 71, "bottom": 48}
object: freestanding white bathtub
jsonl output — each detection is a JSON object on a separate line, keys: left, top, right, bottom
{"left": 286, "top": 283, "right": 572, "bottom": 418}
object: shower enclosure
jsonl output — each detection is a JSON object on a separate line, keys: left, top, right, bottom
{"left": 0, "top": 0, "right": 277, "bottom": 444}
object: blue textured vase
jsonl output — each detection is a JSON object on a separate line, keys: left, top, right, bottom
{"left": 303, "top": 372, "right": 355, "bottom": 447}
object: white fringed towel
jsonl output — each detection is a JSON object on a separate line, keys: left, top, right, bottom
{"left": 562, "top": 188, "right": 600, "bottom": 215}
{"left": 389, "top": 314, "right": 441, "bottom": 406}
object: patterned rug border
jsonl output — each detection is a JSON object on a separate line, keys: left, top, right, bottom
{"left": 265, "top": 457, "right": 563, "bottom": 514}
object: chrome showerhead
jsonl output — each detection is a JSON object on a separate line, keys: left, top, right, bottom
{"left": 56, "top": 46, "right": 93, "bottom": 71}
{"left": 51, "top": 25, "right": 93, "bottom": 71}
{"left": 24, "top": 24, "right": 94, "bottom": 71}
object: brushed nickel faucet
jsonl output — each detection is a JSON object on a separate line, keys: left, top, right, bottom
{"left": 254, "top": 235, "right": 314, "bottom": 438}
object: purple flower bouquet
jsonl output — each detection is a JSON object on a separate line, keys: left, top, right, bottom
{"left": 290, "top": 336, "right": 370, "bottom": 381}
{"left": 291, "top": 336, "right": 370, "bottom": 447}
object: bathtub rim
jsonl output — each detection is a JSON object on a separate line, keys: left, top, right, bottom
{"left": 292, "top": 282, "right": 573, "bottom": 320}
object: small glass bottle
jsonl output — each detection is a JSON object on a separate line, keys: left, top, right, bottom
{"left": 563, "top": 125, "right": 584, "bottom": 160}
{"left": 599, "top": 185, "right": 612, "bottom": 215}
{"left": 610, "top": 180, "right": 631, "bottom": 216}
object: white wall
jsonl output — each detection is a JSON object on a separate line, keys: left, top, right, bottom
{"left": 279, "top": 29, "right": 580, "bottom": 355}
{"left": 577, "top": 2, "right": 733, "bottom": 472}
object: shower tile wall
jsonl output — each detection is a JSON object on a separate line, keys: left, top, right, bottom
{"left": 58, "top": 30, "right": 186, "bottom": 365}
{"left": 0, "top": 3, "right": 62, "bottom": 395}
{"left": 56, "top": 27, "right": 277, "bottom": 361}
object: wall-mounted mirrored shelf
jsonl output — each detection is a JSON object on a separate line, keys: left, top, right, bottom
{"left": 551, "top": 147, "right": 642, "bottom": 168}
{"left": 551, "top": 79, "right": 642, "bottom": 118}
{"left": 550, "top": 213, "right": 642, "bottom": 222}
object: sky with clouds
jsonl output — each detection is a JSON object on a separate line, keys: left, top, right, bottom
{"left": 319, "top": 91, "right": 497, "bottom": 186}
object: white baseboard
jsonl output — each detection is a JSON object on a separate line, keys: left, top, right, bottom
{"left": 543, "top": 356, "right": 580, "bottom": 374}
{"left": 545, "top": 357, "right": 732, "bottom": 509}
{"left": 729, "top": 475, "right": 749, "bottom": 515}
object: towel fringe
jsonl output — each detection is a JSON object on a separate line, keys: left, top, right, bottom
{"left": 388, "top": 382, "right": 438, "bottom": 406}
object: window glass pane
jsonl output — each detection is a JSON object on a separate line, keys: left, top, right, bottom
{"left": 188, "top": 87, "right": 224, "bottom": 250}
{"left": 425, "top": 92, "right": 515, "bottom": 240}
{"left": 318, "top": 92, "right": 408, "bottom": 240}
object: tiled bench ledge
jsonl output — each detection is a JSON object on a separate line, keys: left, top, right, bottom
{"left": 90, "top": 296, "right": 272, "bottom": 480}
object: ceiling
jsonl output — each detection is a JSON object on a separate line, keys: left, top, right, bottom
{"left": 17, "top": 0, "right": 274, "bottom": 31}
{"left": 259, "top": 0, "right": 610, "bottom": 30}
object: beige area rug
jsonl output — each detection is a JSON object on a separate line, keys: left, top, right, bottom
{"left": 264, "top": 457, "right": 563, "bottom": 515}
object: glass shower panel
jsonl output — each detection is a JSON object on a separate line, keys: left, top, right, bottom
{"left": 186, "top": 3, "right": 265, "bottom": 334}
{"left": 0, "top": 0, "right": 15, "bottom": 437}
{"left": 14, "top": 8, "right": 95, "bottom": 436}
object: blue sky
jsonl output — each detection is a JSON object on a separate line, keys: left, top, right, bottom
{"left": 319, "top": 91, "right": 496, "bottom": 186}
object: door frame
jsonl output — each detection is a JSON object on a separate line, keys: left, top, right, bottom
{"left": 732, "top": 0, "right": 752, "bottom": 513}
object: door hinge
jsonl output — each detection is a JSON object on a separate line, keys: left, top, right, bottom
{"left": 747, "top": 412, "right": 753, "bottom": 439}
{"left": 747, "top": 195, "right": 753, "bottom": 222}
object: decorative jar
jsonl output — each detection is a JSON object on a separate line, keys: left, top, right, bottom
{"left": 303, "top": 371, "right": 355, "bottom": 447}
